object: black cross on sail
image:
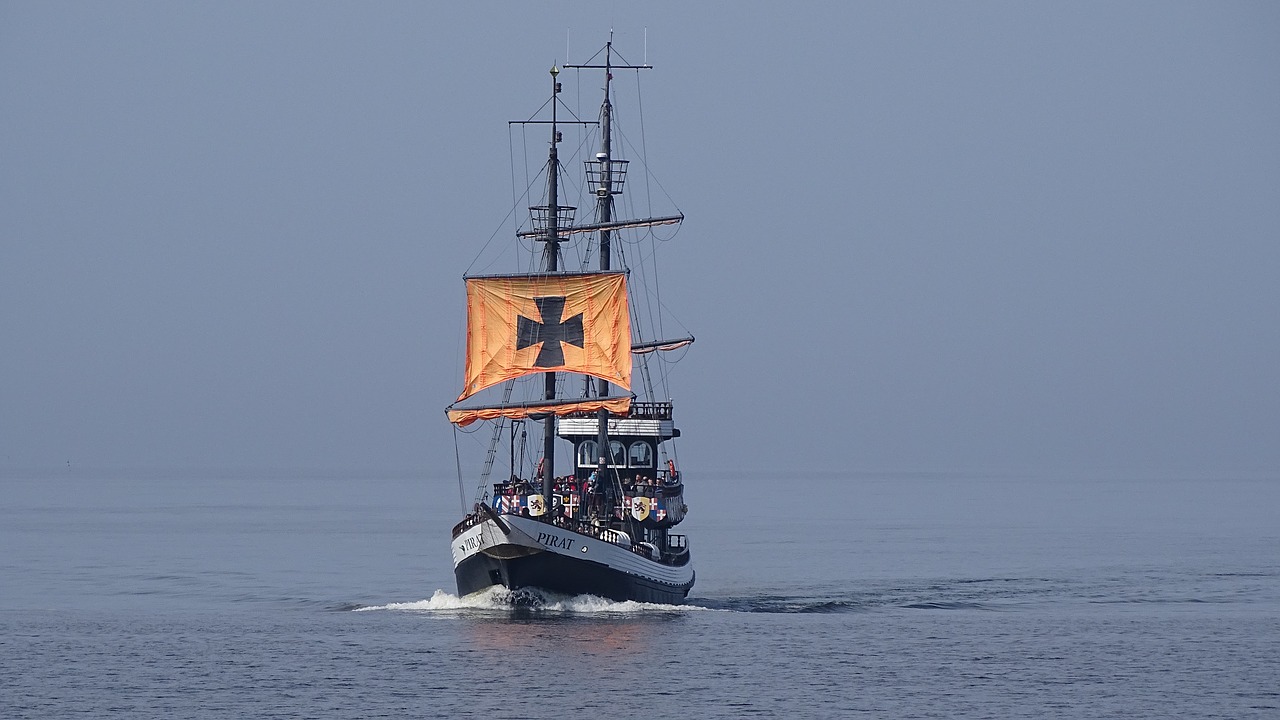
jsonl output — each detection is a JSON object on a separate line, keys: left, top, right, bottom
{"left": 516, "top": 296, "right": 584, "bottom": 367}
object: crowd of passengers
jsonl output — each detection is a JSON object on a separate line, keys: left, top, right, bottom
{"left": 494, "top": 472, "right": 678, "bottom": 501}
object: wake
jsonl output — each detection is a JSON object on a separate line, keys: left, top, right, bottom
{"left": 355, "top": 586, "right": 712, "bottom": 614}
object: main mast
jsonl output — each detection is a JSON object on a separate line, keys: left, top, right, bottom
{"left": 566, "top": 38, "right": 652, "bottom": 489}
{"left": 516, "top": 42, "right": 661, "bottom": 501}
{"left": 593, "top": 46, "right": 615, "bottom": 484}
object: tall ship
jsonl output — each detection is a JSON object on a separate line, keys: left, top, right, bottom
{"left": 446, "top": 39, "right": 695, "bottom": 604}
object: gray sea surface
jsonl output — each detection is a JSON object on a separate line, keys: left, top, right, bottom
{"left": 2, "top": 469, "right": 1277, "bottom": 718}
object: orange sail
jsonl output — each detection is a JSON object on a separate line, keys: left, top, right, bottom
{"left": 456, "top": 272, "right": 631, "bottom": 404}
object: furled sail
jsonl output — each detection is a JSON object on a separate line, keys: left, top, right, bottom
{"left": 631, "top": 335, "right": 695, "bottom": 354}
{"left": 515, "top": 213, "right": 684, "bottom": 239}
{"left": 446, "top": 395, "right": 633, "bottom": 428}
{"left": 455, "top": 271, "right": 632, "bottom": 404}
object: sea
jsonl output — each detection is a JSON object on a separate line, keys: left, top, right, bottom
{"left": 2, "top": 469, "right": 1277, "bottom": 719}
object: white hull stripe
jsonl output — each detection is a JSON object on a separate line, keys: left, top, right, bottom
{"left": 452, "top": 516, "right": 693, "bottom": 587}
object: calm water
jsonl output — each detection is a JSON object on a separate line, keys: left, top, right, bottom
{"left": 2, "top": 469, "right": 1277, "bottom": 718}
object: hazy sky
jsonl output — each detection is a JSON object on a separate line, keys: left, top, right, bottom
{"left": 2, "top": 1, "right": 1277, "bottom": 476}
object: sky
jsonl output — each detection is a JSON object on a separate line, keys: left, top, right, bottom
{"left": 2, "top": 1, "right": 1277, "bottom": 478}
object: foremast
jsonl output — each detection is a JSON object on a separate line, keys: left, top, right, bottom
{"left": 539, "top": 65, "right": 563, "bottom": 503}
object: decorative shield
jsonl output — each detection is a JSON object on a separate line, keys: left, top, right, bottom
{"left": 630, "top": 495, "right": 651, "bottom": 521}
{"left": 562, "top": 493, "right": 580, "bottom": 517}
{"left": 526, "top": 494, "right": 547, "bottom": 517}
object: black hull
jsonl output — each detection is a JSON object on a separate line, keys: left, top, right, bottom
{"left": 455, "top": 550, "right": 693, "bottom": 604}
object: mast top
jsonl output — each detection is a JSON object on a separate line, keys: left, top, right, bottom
{"left": 564, "top": 37, "right": 652, "bottom": 72}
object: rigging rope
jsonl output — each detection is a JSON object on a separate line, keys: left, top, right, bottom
{"left": 453, "top": 425, "right": 467, "bottom": 513}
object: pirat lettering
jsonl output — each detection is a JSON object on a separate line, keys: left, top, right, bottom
{"left": 536, "top": 532, "right": 576, "bottom": 551}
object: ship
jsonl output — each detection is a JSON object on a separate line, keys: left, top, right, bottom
{"left": 446, "top": 39, "right": 695, "bottom": 604}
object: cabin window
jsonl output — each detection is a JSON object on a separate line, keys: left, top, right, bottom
{"left": 609, "top": 441, "right": 626, "bottom": 467}
{"left": 577, "top": 440, "right": 599, "bottom": 467}
{"left": 628, "top": 441, "right": 653, "bottom": 467}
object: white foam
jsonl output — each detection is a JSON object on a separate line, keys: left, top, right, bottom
{"left": 356, "top": 586, "right": 711, "bottom": 614}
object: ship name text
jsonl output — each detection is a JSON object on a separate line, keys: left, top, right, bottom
{"left": 458, "top": 535, "right": 482, "bottom": 555}
{"left": 537, "top": 532, "right": 576, "bottom": 551}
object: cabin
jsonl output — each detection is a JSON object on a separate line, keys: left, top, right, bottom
{"left": 559, "top": 402, "right": 678, "bottom": 479}
{"left": 476, "top": 401, "right": 688, "bottom": 562}
{"left": 557, "top": 401, "right": 687, "bottom": 537}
